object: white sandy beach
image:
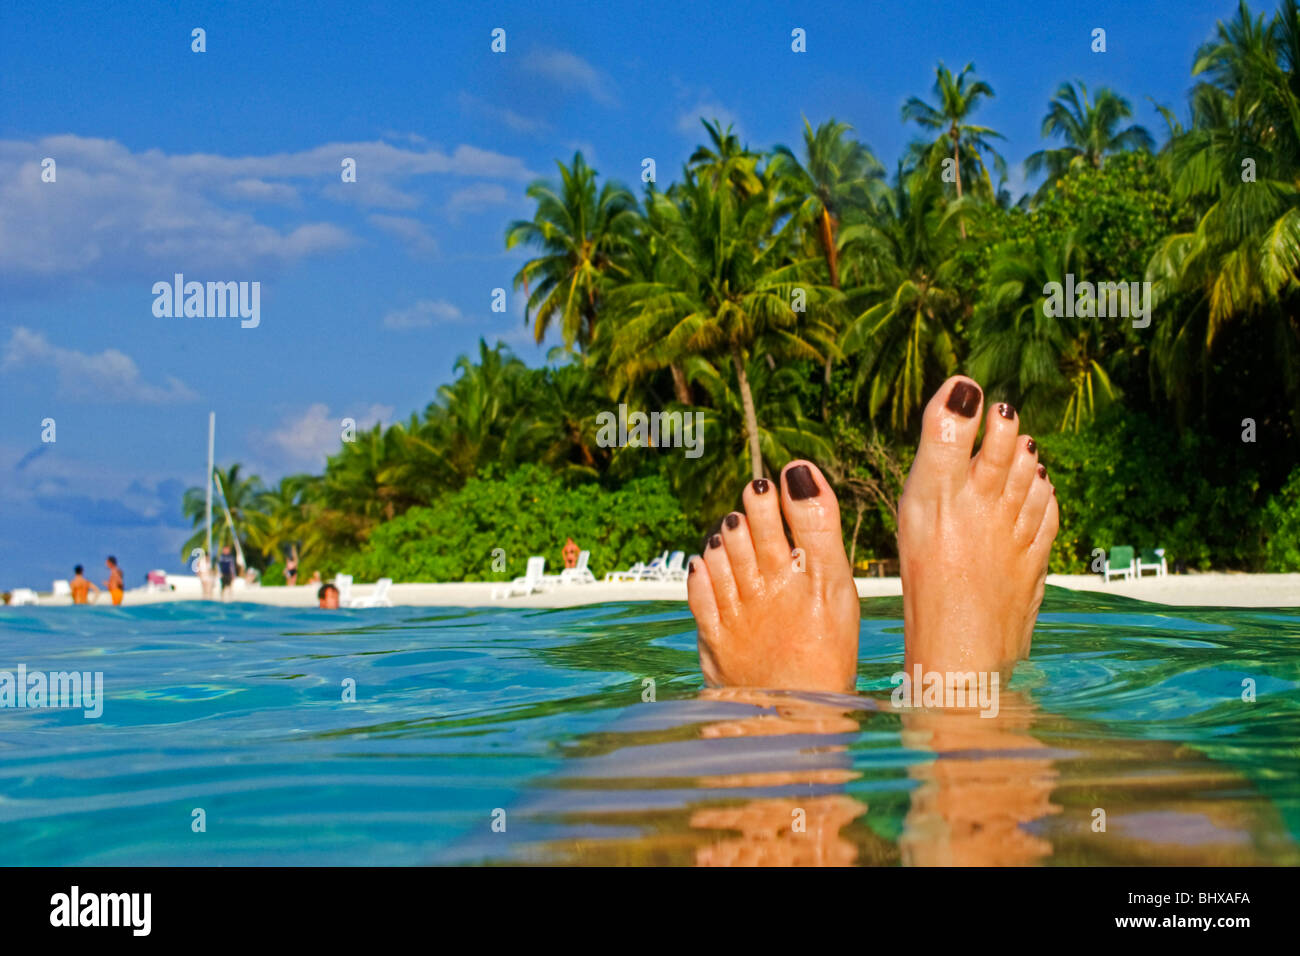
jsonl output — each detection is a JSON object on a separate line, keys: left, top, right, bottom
{"left": 18, "top": 571, "right": 1299, "bottom": 609}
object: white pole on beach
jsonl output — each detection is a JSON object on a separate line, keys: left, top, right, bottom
{"left": 206, "top": 411, "right": 214, "bottom": 562}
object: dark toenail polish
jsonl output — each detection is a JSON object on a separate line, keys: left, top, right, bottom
{"left": 688, "top": 559, "right": 697, "bottom": 575}
{"left": 1037, "top": 465, "right": 1047, "bottom": 479}
{"left": 785, "top": 465, "right": 819, "bottom": 500}
{"left": 724, "top": 512, "right": 740, "bottom": 530}
{"left": 708, "top": 533, "right": 722, "bottom": 549}
{"left": 946, "top": 381, "right": 981, "bottom": 417}
{"left": 751, "top": 478, "right": 770, "bottom": 495}
{"left": 1026, "top": 438, "right": 1036, "bottom": 454}
{"left": 998, "top": 402, "right": 1015, "bottom": 419}
{"left": 1052, "top": 487, "right": 1056, "bottom": 496}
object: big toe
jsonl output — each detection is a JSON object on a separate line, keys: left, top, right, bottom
{"left": 905, "top": 376, "right": 984, "bottom": 501}
{"left": 779, "top": 461, "right": 851, "bottom": 584}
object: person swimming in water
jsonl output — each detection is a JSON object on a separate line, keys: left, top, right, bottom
{"left": 687, "top": 376, "right": 1057, "bottom": 690}
{"left": 103, "top": 556, "right": 125, "bottom": 606}
{"left": 318, "top": 583, "right": 340, "bottom": 609}
{"left": 70, "top": 565, "right": 100, "bottom": 604}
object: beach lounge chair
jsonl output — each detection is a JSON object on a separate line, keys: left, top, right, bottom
{"left": 1102, "top": 546, "right": 1136, "bottom": 582}
{"left": 52, "top": 580, "right": 71, "bottom": 598}
{"left": 663, "top": 551, "right": 686, "bottom": 582}
{"left": 604, "top": 560, "right": 646, "bottom": 582}
{"left": 334, "top": 574, "right": 354, "bottom": 606}
{"left": 633, "top": 551, "right": 671, "bottom": 582}
{"left": 9, "top": 588, "right": 38, "bottom": 606}
{"left": 351, "top": 577, "right": 393, "bottom": 608}
{"left": 559, "top": 550, "right": 595, "bottom": 585}
{"left": 1137, "top": 548, "right": 1168, "bottom": 577}
{"left": 493, "top": 556, "right": 547, "bottom": 599}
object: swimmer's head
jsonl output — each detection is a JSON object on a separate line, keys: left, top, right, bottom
{"left": 318, "top": 583, "right": 340, "bottom": 609}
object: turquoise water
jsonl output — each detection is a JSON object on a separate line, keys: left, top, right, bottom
{"left": 2, "top": 587, "right": 1298, "bottom": 866}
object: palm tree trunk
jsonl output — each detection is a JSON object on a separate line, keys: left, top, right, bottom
{"left": 951, "top": 127, "right": 967, "bottom": 240}
{"left": 817, "top": 206, "right": 839, "bottom": 421}
{"left": 732, "top": 348, "right": 763, "bottom": 480}
{"left": 669, "top": 361, "right": 692, "bottom": 405}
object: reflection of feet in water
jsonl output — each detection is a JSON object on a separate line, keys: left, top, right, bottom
{"left": 687, "top": 463, "right": 860, "bottom": 692}
{"left": 900, "top": 376, "right": 1057, "bottom": 674}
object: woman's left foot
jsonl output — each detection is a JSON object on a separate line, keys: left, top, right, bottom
{"left": 687, "top": 461, "right": 861, "bottom": 693}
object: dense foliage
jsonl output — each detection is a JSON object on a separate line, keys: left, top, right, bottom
{"left": 184, "top": 1, "right": 1300, "bottom": 581}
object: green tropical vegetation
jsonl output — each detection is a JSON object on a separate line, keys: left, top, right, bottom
{"left": 183, "top": 0, "right": 1300, "bottom": 581}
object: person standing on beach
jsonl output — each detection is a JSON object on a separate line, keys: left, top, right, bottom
{"left": 284, "top": 552, "right": 298, "bottom": 586}
{"left": 71, "top": 565, "right": 100, "bottom": 604}
{"left": 217, "top": 544, "right": 237, "bottom": 601}
{"left": 563, "top": 537, "right": 580, "bottom": 570}
{"left": 103, "top": 556, "right": 124, "bottom": 606}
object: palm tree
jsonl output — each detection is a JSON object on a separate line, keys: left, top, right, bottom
{"left": 688, "top": 118, "right": 765, "bottom": 201}
{"left": 1147, "top": 0, "right": 1300, "bottom": 421}
{"left": 969, "top": 234, "right": 1123, "bottom": 431}
{"left": 838, "top": 166, "right": 963, "bottom": 430}
{"left": 1025, "top": 81, "right": 1155, "bottom": 195}
{"left": 608, "top": 177, "right": 839, "bottom": 479}
{"left": 505, "top": 152, "right": 641, "bottom": 350}
{"left": 180, "top": 463, "right": 266, "bottom": 564}
{"left": 902, "top": 61, "right": 1006, "bottom": 236}
{"left": 771, "top": 117, "right": 887, "bottom": 289}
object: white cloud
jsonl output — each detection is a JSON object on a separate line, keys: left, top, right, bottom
{"left": 458, "top": 92, "right": 549, "bottom": 135}
{"left": 382, "top": 299, "right": 464, "bottom": 330}
{"left": 523, "top": 49, "right": 618, "bottom": 106}
{"left": 255, "top": 402, "right": 394, "bottom": 468}
{"left": 446, "top": 182, "right": 509, "bottom": 218}
{"left": 0, "top": 135, "right": 537, "bottom": 285}
{"left": 2, "top": 327, "right": 197, "bottom": 404}
{"left": 367, "top": 214, "right": 439, "bottom": 258}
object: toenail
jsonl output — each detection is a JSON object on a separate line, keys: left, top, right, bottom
{"left": 1037, "top": 465, "right": 1047, "bottom": 479}
{"left": 708, "top": 533, "right": 722, "bottom": 549}
{"left": 724, "top": 512, "right": 740, "bottom": 530}
{"left": 998, "top": 402, "right": 1015, "bottom": 419}
{"left": 785, "top": 465, "right": 819, "bottom": 500}
{"left": 1026, "top": 437, "right": 1037, "bottom": 454}
{"left": 751, "top": 478, "right": 771, "bottom": 495}
{"left": 946, "top": 381, "right": 981, "bottom": 417}
{"left": 688, "top": 559, "right": 697, "bottom": 575}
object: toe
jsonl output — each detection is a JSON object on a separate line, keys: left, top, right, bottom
{"left": 907, "top": 376, "right": 984, "bottom": 499}
{"left": 742, "top": 477, "right": 789, "bottom": 574}
{"left": 1029, "top": 492, "right": 1060, "bottom": 568}
{"left": 970, "top": 400, "right": 1021, "bottom": 497}
{"left": 702, "top": 529, "right": 741, "bottom": 611}
{"left": 1014, "top": 464, "right": 1053, "bottom": 545}
{"left": 779, "top": 460, "right": 851, "bottom": 583}
{"left": 720, "top": 510, "right": 762, "bottom": 598}
{"left": 1001, "top": 435, "right": 1039, "bottom": 512}
{"left": 687, "top": 557, "right": 724, "bottom": 685}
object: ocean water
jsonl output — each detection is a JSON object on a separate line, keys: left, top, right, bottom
{"left": 1, "top": 587, "right": 1298, "bottom": 866}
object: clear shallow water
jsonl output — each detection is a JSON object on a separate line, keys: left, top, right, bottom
{"left": 1, "top": 587, "right": 1298, "bottom": 866}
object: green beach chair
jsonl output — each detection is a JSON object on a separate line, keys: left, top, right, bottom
{"left": 1137, "top": 548, "right": 1168, "bottom": 577}
{"left": 1103, "top": 546, "right": 1136, "bottom": 582}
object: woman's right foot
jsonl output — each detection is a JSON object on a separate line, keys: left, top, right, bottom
{"left": 899, "top": 376, "right": 1058, "bottom": 675}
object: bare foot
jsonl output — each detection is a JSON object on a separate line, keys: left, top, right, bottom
{"left": 899, "top": 376, "right": 1058, "bottom": 674}
{"left": 687, "top": 462, "right": 861, "bottom": 692}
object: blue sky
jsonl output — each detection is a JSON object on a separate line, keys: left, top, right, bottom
{"left": 0, "top": 0, "right": 1241, "bottom": 588}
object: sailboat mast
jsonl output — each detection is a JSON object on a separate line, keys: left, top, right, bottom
{"left": 206, "top": 411, "right": 214, "bottom": 562}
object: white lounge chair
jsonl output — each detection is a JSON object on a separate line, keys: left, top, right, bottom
{"left": 493, "top": 556, "right": 547, "bottom": 598}
{"left": 635, "top": 552, "right": 672, "bottom": 581}
{"left": 662, "top": 551, "right": 686, "bottom": 582}
{"left": 9, "top": 588, "right": 39, "bottom": 606}
{"left": 351, "top": 577, "right": 393, "bottom": 608}
{"left": 1102, "top": 546, "right": 1136, "bottom": 582}
{"left": 52, "top": 580, "right": 71, "bottom": 598}
{"left": 604, "top": 561, "right": 646, "bottom": 582}
{"left": 334, "top": 574, "right": 354, "bottom": 605}
{"left": 560, "top": 550, "right": 595, "bottom": 585}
